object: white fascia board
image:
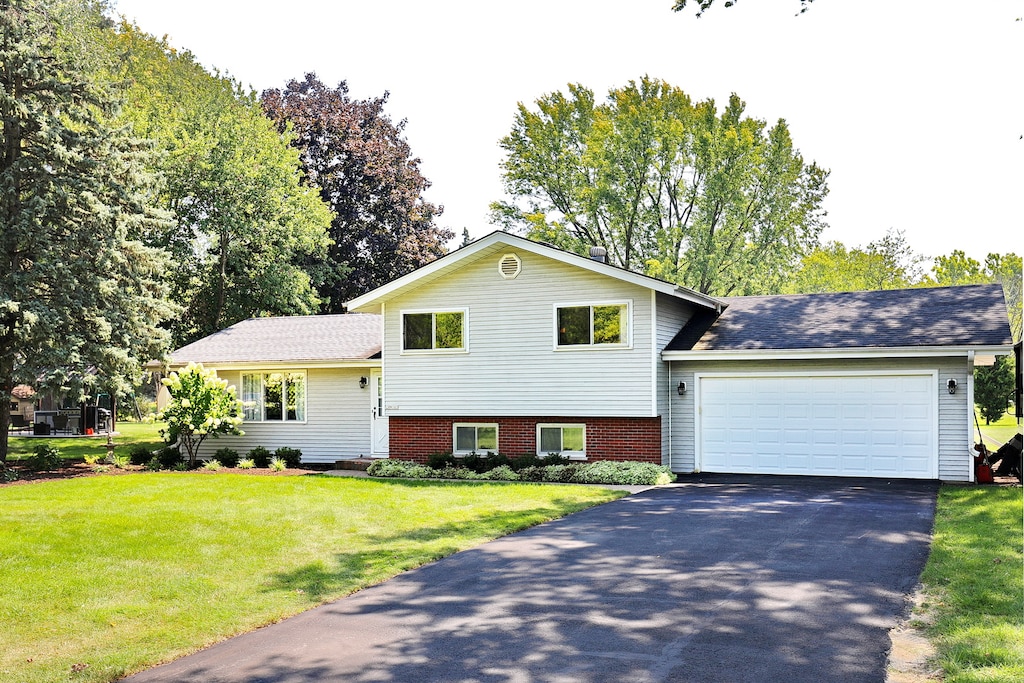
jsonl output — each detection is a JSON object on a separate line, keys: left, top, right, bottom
{"left": 165, "top": 359, "right": 382, "bottom": 371}
{"left": 662, "top": 345, "right": 1013, "bottom": 362}
{"left": 346, "top": 231, "right": 723, "bottom": 313}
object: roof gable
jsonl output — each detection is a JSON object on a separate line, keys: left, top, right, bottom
{"left": 168, "top": 314, "right": 381, "bottom": 366}
{"left": 346, "top": 231, "right": 723, "bottom": 314}
{"left": 666, "top": 284, "right": 1013, "bottom": 352}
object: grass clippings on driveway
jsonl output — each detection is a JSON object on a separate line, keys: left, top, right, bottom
{"left": 0, "top": 473, "right": 624, "bottom": 683}
{"left": 919, "top": 485, "right": 1024, "bottom": 682}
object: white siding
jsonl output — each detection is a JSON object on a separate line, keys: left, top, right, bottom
{"left": 383, "top": 252, "right": 657, "bottom": 417}
{"left": 669, "top": 356, "right": 971, "bottom": 480}
{"left": 654, "top": 292, "right": 698, "bottom": 465}
{"left": 196, "top": 367, "right": 373, "bottom": 464}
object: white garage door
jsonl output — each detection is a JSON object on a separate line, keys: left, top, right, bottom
{"left": 698, "top": 373, "right": 936, "bottom": 479}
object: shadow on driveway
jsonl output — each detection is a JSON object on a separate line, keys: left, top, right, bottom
{"left": 123, "top": 475, "right": 938, "bottom": 683}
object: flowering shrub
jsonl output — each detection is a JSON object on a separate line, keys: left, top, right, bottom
{"left": 158, "top": 362, "right": 244, "bottom": 467}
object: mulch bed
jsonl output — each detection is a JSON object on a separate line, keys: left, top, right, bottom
{"left": 0, "top": 463, "right": 321, "bottom": 487}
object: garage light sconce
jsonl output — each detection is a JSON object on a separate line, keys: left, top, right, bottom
{"left": 946, "top": 378, "right": 957, "bottom": 395}
{"left": 677, "top": 381, "right": 687, "bottom": 396}
{"left": 359, "top": 376, "right": 368, "bottom": 389}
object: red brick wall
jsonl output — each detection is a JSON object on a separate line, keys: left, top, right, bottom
{"left": 389, "top": 416, "right": 662, "bottom": 463}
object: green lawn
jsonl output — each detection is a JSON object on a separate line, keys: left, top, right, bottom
{"left": 0, "top": 474, "right": 625, "bottom": 683}
{"left": 976, "top": 408, "right": 1019, "bottom": 451}
{"left": 919, "top": 486, "right": 1024, "bottom": 682}
{"left": 6, "top": 421, "right": 165, "bottom": 462}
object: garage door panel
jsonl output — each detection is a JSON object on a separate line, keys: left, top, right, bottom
{"left": 699, "top": 374, "right": 935, "bottom": 479}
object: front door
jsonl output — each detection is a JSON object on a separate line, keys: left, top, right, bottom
{"left": 370, "top": 370, "right": 389, "bottom": 456}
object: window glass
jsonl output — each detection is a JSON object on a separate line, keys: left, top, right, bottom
{"left": 241, "top": 372, "right": 306, "bottom": 422}
{"left": 477, "top": 426, "right": 497, "bottom": 451}
{"left": 593, "top": 305, "right": 623, "bottom": 344}
{"left": 403, "top": 313, "right": 432, "bottom": 350}
{"left": 264, "top": 373, "right": 284, "bottom": 421}
{"left": 435, "top": 312, "right": 464, "bottom": 349}
{"left": 242, "top": 373, "right": 262, "bottom": 421}
{"left": 562, "top": 427, "right": 585, "bottom": 452}
{"left": 540, "top": 427, "right": 562, "bottom": 453}
{"left": 455, "top": 426, "right": 477, "bottom": 452}
{"left": 286, "top": 372, "right": 305, "bottom": 421}
{"left": 557, "top": 306, "right": 590, "bottom": 346}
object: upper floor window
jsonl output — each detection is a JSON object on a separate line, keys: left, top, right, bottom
{"left": 241, "top": 372, "right": 306, "bottom": 422}
{"left": 555, "top": 302, "right": 629, "bottom": 348}
{"left": 402, "top": 310, "right": 466, "bottom": 352}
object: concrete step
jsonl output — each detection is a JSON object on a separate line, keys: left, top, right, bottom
{"left": 333, "top": 458, "right": 376, "bottom": 471}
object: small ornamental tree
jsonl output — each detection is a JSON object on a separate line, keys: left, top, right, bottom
{"left": 975, "top": 355, "right": 1016, "bottom": 425}
{"left": 159, "top": 363, "right": 244, "bottom": 467}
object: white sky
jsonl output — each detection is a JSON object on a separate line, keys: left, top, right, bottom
{"left": 110, "top": 0, "right": 1023, "bottom": 265}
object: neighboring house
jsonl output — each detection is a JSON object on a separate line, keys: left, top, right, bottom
{"left": 169, "top": 231, "right": 1014, "bottom": 481}
{"left": 10, "top": 384, "right": 36, "bottom": 421}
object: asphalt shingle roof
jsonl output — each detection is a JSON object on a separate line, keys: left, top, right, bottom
{"left": 168, "top": 314, "right": 382, "bottom": 364}
{"left": 666, "top": 284, "right": 1013, "bottom": 351}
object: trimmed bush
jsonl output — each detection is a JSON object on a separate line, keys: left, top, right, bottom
{"left": 248, "top": 446, "right": 271, "bottom": 468}
{"left": 129, "top": 445, "right": 154, "bottom": 466}
{"left": 156, "top": 446, "right": 183, "bottom": 470}
{"left": 511, "top": 452, "right": 568, "bottom": 470}
{"left": 367, "top": 458, "right": 674, "bottom": 486}
{"left": 366, "top": 459, "right": 434, "bottom": 479}
{"left": 25, "top": 444, "right": 63, "bottom": 471}
{"left": 214, "top": 448, "right": 239, "bottom": 468}
{"left": 425, "top": 452, "right": 457, "bottom": 470}
{"left": 274, "top": 447, "right": 302, "bottom": 468}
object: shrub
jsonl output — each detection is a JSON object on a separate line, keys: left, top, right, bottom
{"left": 128, "top": 445, "right": 153, "bottom": 466}
{"left": 109, "top": 454, "right": 131, "bottom": 469}
{"left": 25, "top": 444, "right": 63, "bottom": 471}
{"left": 366, "top": 459, "right": 434, "bottom": 479}
{"left": 156, "top": 446, "right": 183, "bottom": 470}
{"left": 236, "top": 458, "right": 255, "bottom": 470}
{"left": 2, "top": 466, "right": 19, "bottom": 482}
{"left": 83, "top": 453, "right": 104, "bottom": 466}
{"left": 145, "top": 456, "right": 162, "bottom": 472}
{"left": 202, "top": 459, "right": 222, "bottom": 471}
{"left": 572, "top": 461, "right": 675, "bottom": 485}
{"left": 269, "top": 457, "right": 287, "bottom": 472}
{"left": 480, "top": 465, "right": 519, "bottom": 481}
{"left": 214, "top": 448, "right": 239, "bottom": 468}
{"left": 248, "top": 446, "right": 271, "bottom": 468}
{"left": 426, "top": 452, "right": 457, "bottom": 470}
{"left": 157, "top": 362, "right": 244, "bottom": 467}
{"left": 274, "top": 447, "right": 302, "bottom": 468}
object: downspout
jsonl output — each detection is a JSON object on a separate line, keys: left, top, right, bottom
{"left": 967, "top": 350, "right": 975, "bottom": 483}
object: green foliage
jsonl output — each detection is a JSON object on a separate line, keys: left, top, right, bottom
{"left": 107, "top": 25, "right": 333, "bottom": 346}
{"left": 213, "top": 448, "right": 239, "bottom": 468}
{"left": 108, "top": 453, "right": 130, "bottom": 469}
{"left": 158, "top": 362, "right": 244, "bottom": 467}
{"left": 975, "top": 355, "right": 1016, "bottom": 425}
{"left": 202, "top": 459, "right": 222, "bottom": 471}
{"left": 0, "top": 1, "right": 176, "bottom": 462}
{"left": 274, "top": 447, "right": 302, "bottom": 468}
{"left": 236, "top": 458, "right": 255, "bottom": 470}
{"left": 426, "top": 452, "right": 457, "bottom": 469}
{"left": 369, "top": 458, "right": 674, "bottom": 485}
{"left": 269, "top": 457, "right": 287, "bottom": 472}
{"left": 128, "top": 445, "right": 153, "bottom": 466}
{"left": 25, "top": 445, "right": 63, "bottom": 472}
{"left": 261, "top": 74, "right": 452, "bottom": 310}
{"left": 932, "top": 251, "right": 1022, "bottom": 342}
{"left": 492, "top": 77, "right": 828, "bottom": 296}
{"left": 83, "top": 453, "right": 103, "bottom": 466}
{"left": 248, "top": 446, "right": 271, "bottom": 468}
{"left": 784, "top": 229, "right": 927, "bottom": 293}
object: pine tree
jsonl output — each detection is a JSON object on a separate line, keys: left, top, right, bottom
{"left": 0, "top": 0, "right": 175, "bottom": 463}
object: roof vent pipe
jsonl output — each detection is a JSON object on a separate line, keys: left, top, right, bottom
{"left": 589, "top": 246, "right": 607, "bottom": 263}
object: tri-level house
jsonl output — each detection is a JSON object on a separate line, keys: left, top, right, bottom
{"left": 166, "top": 231, "right": 1014, "bottom": 481}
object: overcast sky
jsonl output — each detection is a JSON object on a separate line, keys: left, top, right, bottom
{"left": 111, "top": 0, "right": 1022, "bottom": 265}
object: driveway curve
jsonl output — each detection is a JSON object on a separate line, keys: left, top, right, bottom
{"left": 124, "top": 475, "right": 938, "bottom": 683}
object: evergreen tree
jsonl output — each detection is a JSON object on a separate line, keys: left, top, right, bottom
{"left": 0, "top": 0, "right": 174, "bottom": 462}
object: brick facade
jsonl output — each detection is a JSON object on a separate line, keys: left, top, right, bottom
{"left": 389, "top": 416, "right": 662, "bottom": 463}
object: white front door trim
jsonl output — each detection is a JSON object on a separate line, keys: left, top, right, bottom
{"left": 370, "top": 369, "right": 389, "bottom": 456}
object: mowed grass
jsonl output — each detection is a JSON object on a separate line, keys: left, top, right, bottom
{"left": 0, "top": 474, "right": 625, "bottom": 683}
{"left": 920, "top": 486, "right": 1024, "bottom": 682}
{"left": 976, "top": 408, "right": 1018, "bottom": 451}
{"left": 6, "top": 421, "right": 165, "bottom": 462}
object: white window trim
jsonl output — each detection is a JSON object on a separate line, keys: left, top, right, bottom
{"left": 240, "top": 370, "right": 308, "bottom": 424}
{"left": 452, "top": 422, "right": 499, "bottom": 455}
{"left": 400, "top": 308, "right": 470, "bottom": 355}
{"left": 536, "top": 423, "right": 587, "bottom": 460}
{"left": 552, "top": 300, "right": 632, "bottom": 351}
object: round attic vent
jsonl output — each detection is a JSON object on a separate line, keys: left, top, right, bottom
{"left": 498, "top": 252, "right": 522, "bottom": 279}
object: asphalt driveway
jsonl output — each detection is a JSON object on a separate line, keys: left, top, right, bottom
{"left": 124, "top": 475, "right": 938, "bottom": 682}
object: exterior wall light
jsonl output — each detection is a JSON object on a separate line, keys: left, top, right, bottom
{"left": 677, "top": 381, "right": 687, "bottom": 396}
{"left": 947, "top": 378, "right": 958, "bottom": 394}
{"left": 359, "top": 376, "right": 368, "bottom": 389}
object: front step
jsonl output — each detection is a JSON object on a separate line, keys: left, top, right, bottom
{"left": 333, "top": 458, "right": 376, "bottom": 471}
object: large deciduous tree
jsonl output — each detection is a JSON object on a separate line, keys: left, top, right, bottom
{"left": 0, "top": 0, "right": 174, "bottom": 463}
{"left": 109, "top": 26, "right": 333, "bottom": 346}
{"left": 491, "top": 77, "right": 829, "bottom": 296}
{"left": 261, "top": 74, "right": 451, "bottom": 312}
{"left": 932, "top": 250, "right": 1022, "bottom": 342}
{"left": 783, "top": 229, "right": 927, "bottom": 294}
